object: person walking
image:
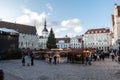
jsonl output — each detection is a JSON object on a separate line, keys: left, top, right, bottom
{"left": 85, "top": 55, "right": 89, "bottom": 65}
{"left": 110, "top": 51, "right": 115, "bottom": 61}
{"left": 88, "top": 56, "right": 92, "bottom": 65}
{"left": 24, "top": 48, "right": 31, "bottom": 66}
{"left": 53, "top": 54, "right": 57, "bottom": 64}
{"left": 49, "top": 54, "right": 52, "bottom": 63}
{"left": 30, "top": 50, "right": 34, "bottom": 66}
{"left": 45, "top": 54, "right": 49, "bottom": 63}
{"left": 96, "top": 52, "right": 100, "bottom": 61}
{"left": 101, "top": 51, "right": 105, "bottom": 61}
{"left": 21, "top": 48, "right": 26, "bottom": 66}
{"left": 88, "top": 52, "right": 92, "bottom": 65}
{"left": 56, "top": 54, "right": 60, "bottom": 64}
{"left": 22, "top": 55, "right": 25, "bottom": 66}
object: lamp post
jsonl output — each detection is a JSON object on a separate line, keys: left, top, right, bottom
{"left": 81, "top": 35, "right": 84, "bottom": 64}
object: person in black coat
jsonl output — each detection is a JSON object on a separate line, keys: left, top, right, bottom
{"left": 54, "top": 55, "right": 57, "bottom": 64}
{"left": 21, "top": 48, "right": 26, "bottom": 66}
{"left": 29, "top": 50, "right": 34, "bottom": 66}
{"left": 22, "top": 55, "right": 25, "bottom": 66}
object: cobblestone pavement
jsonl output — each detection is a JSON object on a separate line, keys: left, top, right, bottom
{"left": 0, "top": 58, "right": 120, "bottom": 80}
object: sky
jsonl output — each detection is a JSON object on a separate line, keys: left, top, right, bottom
{"left": 0, "top": 0, "right": 120, "bottom": 38}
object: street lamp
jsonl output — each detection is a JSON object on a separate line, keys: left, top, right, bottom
{"left": 81, "top": 35, "right": 84, "bottom": 64}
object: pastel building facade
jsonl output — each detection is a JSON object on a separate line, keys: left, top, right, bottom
{"left": 83, "top": 28, "right": 112, "bottom": 51}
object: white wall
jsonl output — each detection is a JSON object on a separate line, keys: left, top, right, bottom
{"left": 19, "top": 33, "right": 39, "bottom": 49}
{"left": 84, "top": 32, "right": 111, "bottom": 51}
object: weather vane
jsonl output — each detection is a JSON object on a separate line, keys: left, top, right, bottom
{"left": 114, "top": 0, "right": 117, "bottom": 3}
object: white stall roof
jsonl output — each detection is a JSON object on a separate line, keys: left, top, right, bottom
{"left": 0, "top": 28, "right": 19, "bottom": 33}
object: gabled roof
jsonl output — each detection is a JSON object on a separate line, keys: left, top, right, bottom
{"left": 56, "top": 37, "right": 70, "bottom": 43}
{"left": 0, "top": 21, "right": 36, "bottom": 35}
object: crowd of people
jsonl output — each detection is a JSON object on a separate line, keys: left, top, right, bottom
{"left": 85, "top": 49, "right": 117, "bottom": 64}
{"left": 45, "top": 53, "right": 60, "bottom": 64}
{"left": 21, "top": 48, "right": 119, "bottom": 66}
{"left": 66, "top": 49, "right": 118, "bottom": 65}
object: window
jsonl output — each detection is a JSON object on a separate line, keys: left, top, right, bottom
{"left": 103, "top": 30, "right": 106, "bottom": 32}
{"left": 21, "top": 42, "right": 23, "bottom": 46}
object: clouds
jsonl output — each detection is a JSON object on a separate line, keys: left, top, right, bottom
{"left": 16, "top": 8, "right": 47, "bottom": 25}
{"left": 15, "top": 3, "right": 53, "bottom": 35}
{"left": 61, "top": 18, "right": 83, "bottom": 33}
{"left": 46, "top": 3, "right": 53, "bottom": 11}
{"left": 0, "top": 0, "right": 85, "bottom": 38}
{"left": 15, "top": 4, "right": 84, "bottom": 37}
{"left": 55, "top": 28, "right": 68, "bottom": 33}
{"left": 24, "top": 0, "right": 32, "bottom": 2}
{"left": 16, "top": 8, "right": 48, "bottom": 35}
{"left": 15, "top": 8, "right": 84, "bottom": 37}
{"left": 61, "top": 18, "right": 80, "bottom": 27}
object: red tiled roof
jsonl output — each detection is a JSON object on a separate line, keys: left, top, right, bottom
{"left": 56, "top": 37, "right": 70, "bottom": 43}
{"left": 85, "top": 28, "right": 110, "bottom": 34}
{"left": 0, "top": 21, "right": 36, "bottom": 35}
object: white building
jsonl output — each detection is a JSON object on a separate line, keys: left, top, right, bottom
{"left": 39, "top": 20, "right": 49, "bottom": 49}
{"left": 0, "top": 21, "right": 39, "bottom": 49}
{"left": 56, "top": 36, "right": 83, "bottom": 49}
{"left": 112, "top": 3, "right": 120, "bottom": 50}
{"left": 84, "top": 28, "right": 112, "bottom": 51}
{"left": 56, "top": 37, "right": 70, "bottom": 49}
{"left": 70, "top": 36, "right": 82, "bottom": 48}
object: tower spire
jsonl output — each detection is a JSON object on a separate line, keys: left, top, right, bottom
{"left": 114, "top": 0, "right": 117, "bottom": 5}
{"left": 44, "top": 18, "right": 47, "bottom": 28}
{"left": 42, "top": 19, "right": 48, "bottom": 32}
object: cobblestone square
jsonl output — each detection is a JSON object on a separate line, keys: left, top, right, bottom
{"left": 0, "top": 59, "right": 120, "bottom": 80}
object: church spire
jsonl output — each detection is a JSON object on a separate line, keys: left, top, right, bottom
{"left": 114, "top": 0, "right": 117, "bottom": 5}
{"left": 44, "top": 19, "right": 47, "bottom": 27}
{"left": 42, "top": 19, "right": 48, "bottom": 32}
